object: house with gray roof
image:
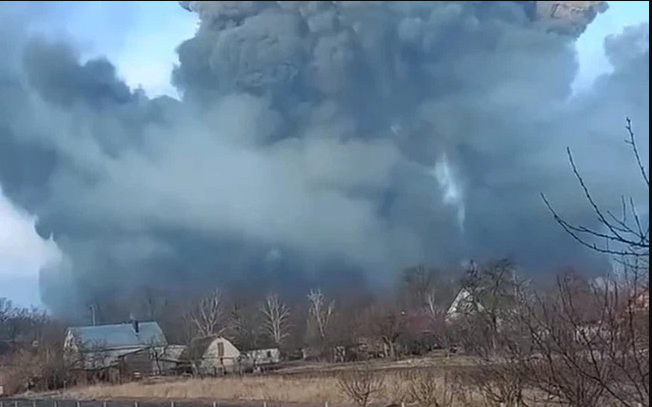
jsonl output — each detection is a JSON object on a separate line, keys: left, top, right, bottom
{"left": 63, "top": 319, "right": 177, "bottom": 376}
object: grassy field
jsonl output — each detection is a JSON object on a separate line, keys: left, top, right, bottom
{"left": 60, "top": 372, "right": 479, "bottom": 406}
{"left": 38, "top": 356, "right": 598, "bottom": 406}
{"left": 64, "top": 375, "right": 355, "bottom": 404}
{"left": 54, "top": 358, "right": 515, "bottom": 407}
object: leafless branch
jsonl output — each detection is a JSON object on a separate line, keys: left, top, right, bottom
{"left": 625, "top": 117, "right": 650, "bottom": 188}
{"left": 541, "top": 119, "right": 649, "bottom": 260}
{"left": 184, "top": 288, "right": 226, "bottom": 338}
{"left": 307, "top": 288, "right": 335, "bottom": 341}
{"left": 365, "top": 302, "right": 405, "bottom": 360}
{"left": 406, "top": 368, "right": 456, "bottom": 407}
{"left": 337, "top": 362, "right": 385, "bottom": 407}
{"left": 260, "top": 292, "right": 291, "bottom": 346}
{"left": 521, "top": 272, "right": 649, "bottom": 406}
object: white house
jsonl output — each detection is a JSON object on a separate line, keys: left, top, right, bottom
{"left": 445, "top": 288, "right": 485, "bottom": 322}
{"left": 180, "top": 336, "right": 244, "bottom": 375}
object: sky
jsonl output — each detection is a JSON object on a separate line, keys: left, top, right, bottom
{"left": 0, "top": 1, "right": 649, "bottom": 309}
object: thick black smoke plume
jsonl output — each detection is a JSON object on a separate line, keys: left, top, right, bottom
{"left": 0, "top": 1, "right": 648, "bottom": 319}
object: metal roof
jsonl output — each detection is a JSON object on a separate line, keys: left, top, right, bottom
{"left": 68, "top": 321, "right": 167, "bottom": 351}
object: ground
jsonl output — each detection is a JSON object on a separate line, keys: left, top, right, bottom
{"left": 19, "top": 355, "right": 511, "bottom": 407}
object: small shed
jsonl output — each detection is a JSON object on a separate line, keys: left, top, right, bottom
{"left": 180, "top": 336, "right": 244, "bottom": 376}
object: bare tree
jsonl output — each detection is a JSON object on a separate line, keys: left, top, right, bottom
{"left": 337, "top": 362, "right": 385, "bottom": 407}
{"left": 260, "top": 292, "right": 291, "bottom": 347}
{"left": 0, "top": 297, "right": 12, "bottom": 321}
{"left": 134, "top": 285, "right": 170, "bottom": 321}
{"left": 521, "top": 272, "right": 649, "bottom": 407}
{"left": 457, "top": 259, "right": 522, "bottom": 356}
{"left": 406, "top": 368, "right": 456, "bottom": 407}
{"left": 229, "top": 301, "right": 260, "bottom": 350}
{"left": 2, "top": 306, "right": 31, "bottom": 343}
{"left": 0, "top": 308, "right": 72, "bottom": 395}
{"left": 307, "top": 288, "right": 335, "bottom": 343}
{"left": 440, "top": 260, "right": 537, "bottom": 407}
{"left": 365, "top": 302, "right": 405, "bottom": 360}
{"left": 184, "top": 288, "right": 227, "bottom": 338}
{"left": 532, "top": 118, "right": 650, "bottom": 406}
{"left": 419, "top": 276, "right": 459, "bottom": 357}
{"left": 0, "top": 297, "right": 13, "bottom": 341}
{"left": 542, "top": 118, "right": 649, "bottom": 263}
{"left": 401, "top": 265, "right": 438, "bottom": 309}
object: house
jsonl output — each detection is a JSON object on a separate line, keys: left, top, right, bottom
{"left": 63, "top": 319, "right": 170, "bottom": 378}
{"left": 445, "top": 288, "right": 485, "bottom": 322}
{"left": 179, "top": 336, "right": 245, "bottom": 375}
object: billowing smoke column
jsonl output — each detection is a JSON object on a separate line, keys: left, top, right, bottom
{"left": 0, "top": 1, "right": 648, "bottom": 319}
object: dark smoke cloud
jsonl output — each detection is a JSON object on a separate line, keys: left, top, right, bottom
{"left": 0, "top": 1, "right": 648, "bottom": 318}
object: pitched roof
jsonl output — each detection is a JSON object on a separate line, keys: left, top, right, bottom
{"left": 68, "top": 321, "right": 167, "bottom": 351}
{"left": 446, "top": 288, "right": 485, "bottom": 320}
{"left": 179, "top": 335, "right": 239, "bottom": 361}
{"left": 180, "top": 335, "right": 217, "bottom": 361}
{"left": 162, "top": 345, "right": 187, "bottom": 362}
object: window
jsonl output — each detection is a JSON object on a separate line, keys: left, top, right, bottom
{"left": 266, "top": 350, "right": 272, "bottom": 358}
{"left": 217, "top": 341, "right": 225, "bottom": 357}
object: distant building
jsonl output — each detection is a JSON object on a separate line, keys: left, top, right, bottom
{"left": 63, "top": 320, "right": 174, "bottom": 378}
{"left": 631, "top": 287, "right": 650, "bottom": 312}
{"left": 445, "top": 288, "right": 485, "bottom": 322}
{"left": 242, "top": 347, "right": 281, "bottom": 366}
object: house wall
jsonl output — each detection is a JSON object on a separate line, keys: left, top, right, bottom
{"left": 63, "top": 331, "right": 76, "bottom": 352}
{"left": 198, "top": 338, "right": 243, "bottom": 375}
{"left": 119, "top": 347, "right": 178, "bottom": 376}
{"left": 120, "top": 350, "right": 154, "bottom": 377}
{"left": 81, "top": 350, "right": 120, "bottom": 370}
{"left": 63, "top": 331, "right": 81, "bottom": 367}
{"left": 243, "top": 348, "right": 280, "bottom": 365}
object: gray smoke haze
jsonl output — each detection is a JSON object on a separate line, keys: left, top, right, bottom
{"left": 0, "top": 1, "right": 649, "bottom": 318}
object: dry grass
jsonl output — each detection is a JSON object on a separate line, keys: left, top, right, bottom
{"left": 37, "top": 356, "right": 582, "bottom": 407}
{"left": 58, "top": 357, "right": 480, "bottom": 405}
{"left": 52, "top": 357, "right": 577, "bottom": 407}
{"left": 58, "top": 369, "right": 496, "bottom": 407}
{"left": 63, "top": 374, "right": 372, "bottom": 404}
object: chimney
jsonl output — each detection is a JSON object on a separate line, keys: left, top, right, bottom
{"left": 129, "top": 313, "right": 139, "bottom": 334}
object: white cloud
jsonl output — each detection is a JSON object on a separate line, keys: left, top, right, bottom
{"left": 112, "top": 2, "right": 197, "bottom": 98}
{"left": 573, "top": 1, "right": 649, "bottom": 92}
